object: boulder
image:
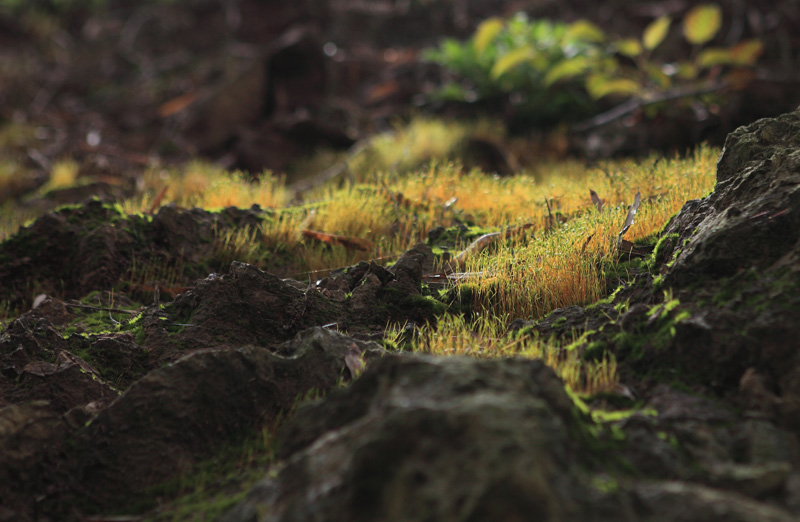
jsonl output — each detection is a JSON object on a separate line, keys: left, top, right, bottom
{"left": 73, "top": 327, "right": 382, "bottom": 509}
{"left": 222, "top": 354, "right": 597, "bottom": 522}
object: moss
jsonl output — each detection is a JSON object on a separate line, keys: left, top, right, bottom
{"left": 426, "top": 224, "right": 494, "bottom": 251}
{"left": 591, "top": 408, "right": 657, "bottom": 424}
{"left": 443, "top": 282, "right": 478, "bottom": 316}
{"left": 128, "top": 426, "right": 278, "bottom": 519}
{"left": 383, "top": 288, "right": 449, "bottom": 320}
{"left": 647, "top": 232, "right": 679, "bottom": 269}
{"left": 590, "top": 474, "right": 620, "bottom": 494}
{"left": 608, "top": 294, "right": 690, "bottom": 361}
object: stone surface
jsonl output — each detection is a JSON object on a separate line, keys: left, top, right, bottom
{"left": 73, "top": 327, "right": 382, "bottom": 509}
{"left": 222, "top": 354, "right": 596, "bottom": 522}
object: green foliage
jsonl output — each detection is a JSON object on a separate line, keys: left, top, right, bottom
{"left": 424, "top": 14, "right": 600, "bottom": 125}
{"left": 425, "top": 5, "right": 763, "bottom": 126}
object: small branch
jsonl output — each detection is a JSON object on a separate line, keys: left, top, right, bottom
{"left": 289, "top": 139, "right": 371, "bottom": 197}
{"left": 65, "top": 303, "right": 140, "bottom": 315}
{"left": 572, "top": 81, "right": 727, "bottom": 132}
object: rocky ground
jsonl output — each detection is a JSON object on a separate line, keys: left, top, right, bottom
{"left": 1, "top": 108, "right": 800, "bottom": 520}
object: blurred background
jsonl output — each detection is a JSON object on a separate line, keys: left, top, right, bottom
{"left": 1, "top": 0, "right": 799, "bottom": 202}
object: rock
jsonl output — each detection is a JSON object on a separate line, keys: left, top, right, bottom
{"left": 73, "top": 327, "right": 382, "bottom": 509}
{"left": 0, "top": 401, "right": 70, "bottom": 521}
{"left": 386, "top": 242, "right": 434, "bottom": 295}
{"left": 628, "top": 481, "right": 794, "bottom": 522}
{"left": 160, "top": 261, "right": 342, "bottom": 357}
{"left": 29, "top": 296, "right": 74, "bottom": 326}
{"left": 704, "top": 462, "right": 792, "bottom": 498}
{"left": 0, "top": 315, "right": 68, "bottom": 371}
{"left": 222, "top": 354, "right": 596, "bottom": 522}
{"left": 662, "top": 109, "right": 800, "bottom": 285}
{"left": 533, "top": 303, "right": 618, "bottom": 339}
{"left": 9, "top": 357, "right": 117, "bottom": 414}
{"left": 76, "top": 223, "right": 133, "bottom": 294}
{"left": 69, "top": 332, "right": 150, "bottom": 389}
{"left": 0, "top": 200, "right": 274, "bottom": 309}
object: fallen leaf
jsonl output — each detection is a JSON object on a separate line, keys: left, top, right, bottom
{"left": 302, "top": 230, "right": 375, "bottom": 251}
{"left": 157, "top": 91, "right": 200, "bottom": 118}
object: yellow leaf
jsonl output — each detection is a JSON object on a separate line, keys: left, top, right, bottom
{"left": 490, "top": 47, "right": 535, "bottom": 80}
{"left": 545, "top": 57, "right": 591, "bottom": 86}
{"left": 615, "top": 38, "right": 643, "bottom": 58}
{"left": 730, "top": 39, "right": 764, "bottom": 66}
{"left": 684, "top": 4, "right": 722, "bottom": 45}
{"left": 697, "top": 47, "right": 733, "bottom": 68}
{"left": 474, "top": 18, "right": 504, "bottom": 56}
{"left": 565, "top": 20, "right": 606, "bottom": 42}
{"left": 643, "top": 16, "right": 671, "bottom": 51}
{"left": 586, "top": 75, "right": 641, "bottom": 99}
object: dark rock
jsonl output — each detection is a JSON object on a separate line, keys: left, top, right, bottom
{"left": 71, "top": 332, "right": 150, "bottom": 389}
{"left": 0, "top": 401, "right": 71, "bottom": 522}
{"left": 533, "top": 303, "right": 617, "bottom": 339}
{"left": 223, "top": 354, "right": 596, "bottom": 522}
{"left": 160, "top": 261, "right": 342, "bottom": 358}
{"left": 647, "top": 385, "right": 736, "bottom": 424}
{"left": 627, "top": 481, "right": 794, "bottom": 522}
{"left": 29, "top": 296, "right": 74, "bottom": 326}
{"left": 663, "top": 109, "right": 800, "bottom": 285}
{"left": 73, "top": 327, "right": 381, "bottom": 509}
{"left": 506, "top": 317, "right": 535, "bottom": 333}
{"left": 0, "top": 200, "right": 274, "bottom": 309}
{"left": 75, "top": 224, "right": 133, "bottom": 294}
{"left": 9, "top": 356, "right": 117, "bottom": 414}
{"left": 0, "top": 315, "right": 68, "bottom": 371}
{"left": 386, "top": 242, "right": 433, "bottom": 295}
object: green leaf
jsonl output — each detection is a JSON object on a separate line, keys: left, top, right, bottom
{"left": 644, "top": 63, "right": 672, "bottom": 88}
{"left": 684, "top": 4, "right": 722, "bottom": 45}
{"left": 490, "top": 46, "right": 535, "bottom": 80}
{"left": 674, "top": 62, "right": 699, "bottom": 80}
{"left": 643, "top": 16, "right": 671, "bottom": 51}
{"left": 545, "top": 57, "right": 591, "bottom": 86}
{"left": 474, "top": 18, "right": 505, "bottom": 56}
{"left": 586, "top": 75, "right": 642, "bottom": 99}
{"left": 696, "top": 47, "right": 733, "bottom": 68}
{"left": 565, "top": 20, "right": 606, "bottom": 42}
{"left": 615, "top": 38, "right": 643, "bottom": 58}
{"left": 730, "top": 39, "right": 764, "bottom": 66}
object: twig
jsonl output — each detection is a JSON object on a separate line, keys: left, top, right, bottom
{"left": 148, "top": 185, "right": 169, "bottom": 214}
{"left": 289, "top": 139, "right": 371, "bottom": 197}
{"left": 572, "top": 81, "right": 727, "bottom": 132}
{"left": 65, "top": 303, "right": 140, "bottom": 314}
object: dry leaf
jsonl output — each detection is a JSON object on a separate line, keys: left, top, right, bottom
{"left": 157, "top": 91, "right": 200, "bottom": 118}
{"left": 302, "top": 230, "right": 375, "bottom": 251}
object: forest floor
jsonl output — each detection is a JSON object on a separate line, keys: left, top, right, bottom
{"left": 2, "top": 1, "right": 800, "bottom": 521}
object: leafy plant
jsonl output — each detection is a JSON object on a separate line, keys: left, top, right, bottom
{"left": 425, "top": 5, "right": 763, "bottom": 127}
{"left": 424, "top": 13, "right": 602, "bottom": 125}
